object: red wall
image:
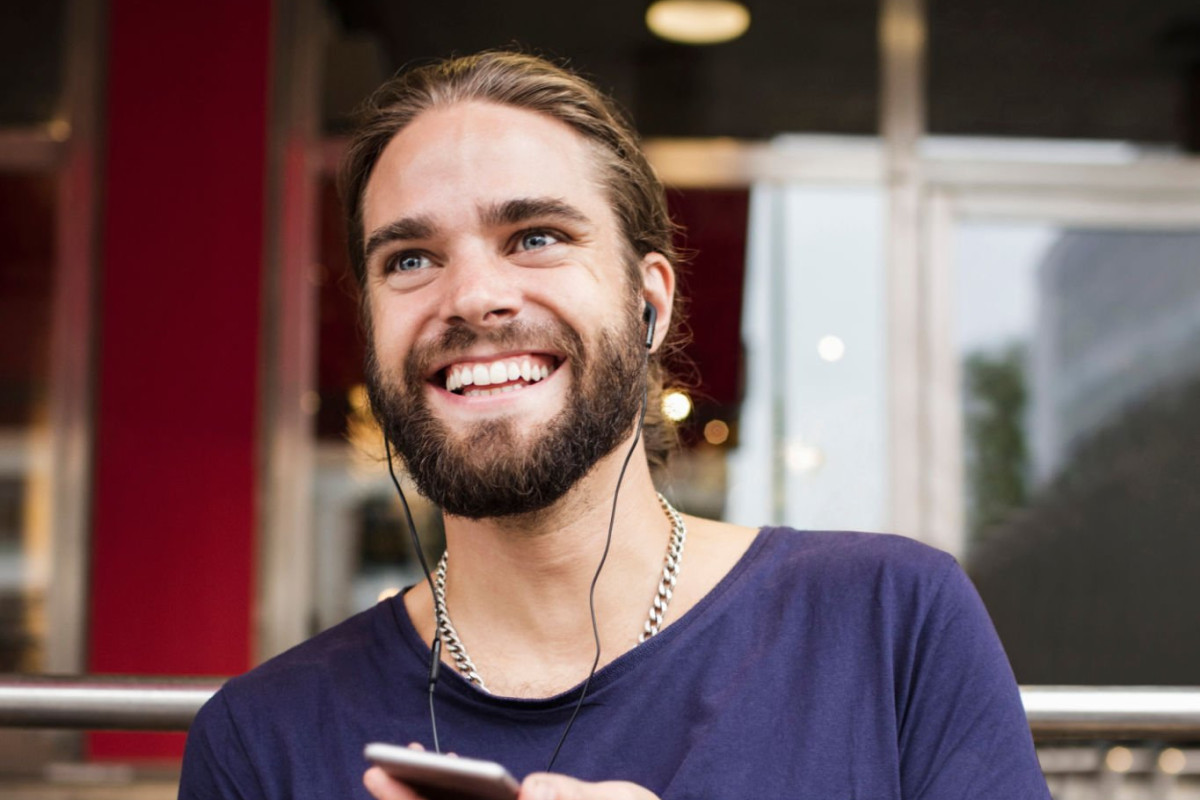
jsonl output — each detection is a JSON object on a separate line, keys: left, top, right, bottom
{"left": 667, "top": 189, "right": 749, "bottom": 413}
{"left": 87, "top": 0, "right": 273, "bottom": 759}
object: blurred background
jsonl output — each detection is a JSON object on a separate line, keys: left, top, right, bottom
{"left": 2, "top": 0, "right": 1200, "bottom": 795}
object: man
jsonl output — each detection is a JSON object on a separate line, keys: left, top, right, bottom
{"left": 180, "top": 52, "right": 1050, "bottom": 800}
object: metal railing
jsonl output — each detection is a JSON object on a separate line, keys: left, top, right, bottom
{"left": 0, "top": 675, "right": 223, "bottom": 730}
{"left": 2, "top": 676, "right": 1200, "bottom": 739}
{"left": 1024, "top": 687, "right": 1200, "bottom": 740}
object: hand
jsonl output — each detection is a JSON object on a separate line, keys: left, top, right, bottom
{"left": 518, "top": 773, "right": 659, "bottom": 800}
{"left": 362, "top": 766, "right": 421, "bottom": 800}
{"left": 362, "top": 767, "right": 659, "bottom": 800}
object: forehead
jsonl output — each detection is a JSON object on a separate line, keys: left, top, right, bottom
{"left": 361, "top": 101, "right": 610, "bottom": 234}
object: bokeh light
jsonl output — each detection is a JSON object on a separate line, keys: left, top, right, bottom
{"left": 704, "top": 419, "right": 730, "bottom": 445}
{"left": 662, "top": 389, "right": 693, "bottom": 422}
{"left": 817, "top": 335, "right": 846, "bottom": 363}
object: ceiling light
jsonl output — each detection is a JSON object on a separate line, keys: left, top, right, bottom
{"left": 646, "top": 0, "right": 750, "bottom": 46}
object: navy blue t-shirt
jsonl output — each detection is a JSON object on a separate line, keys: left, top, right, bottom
{"left": 179, "top": 528, "right": 1050, "bottom": 799}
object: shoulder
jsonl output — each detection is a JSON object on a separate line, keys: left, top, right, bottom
{"left": 756, "top": 527, "right": 959, "bottom": 592}
{"left": 734, "top": 528, "right": 977, "bottom": 647}
{"left": 205, "top": 598, "right": 406, "bottom": 720}
{"left": 183, "top": 598, "right": 430, "bottom": 798}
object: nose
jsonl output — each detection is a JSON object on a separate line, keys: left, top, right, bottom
{"left": 438, "top": 246, "right": 523, "bottom": 328}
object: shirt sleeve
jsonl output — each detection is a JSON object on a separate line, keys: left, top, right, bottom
{"left": 897, "top": 559, "right": 1051, "bottom": 800}
{"left": 178, "top": 690, "right": 267, "bottom": 800}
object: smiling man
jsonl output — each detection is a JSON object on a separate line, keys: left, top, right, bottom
{"left": 179, "top": 52, "right": 1050, "bottom": 800}
{"left": 359, "top": 100, "right": 655, "bottom": 521}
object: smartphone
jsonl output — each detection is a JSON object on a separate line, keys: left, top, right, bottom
{"left": 364, "top": 742, "right": 520, "bottom": 800}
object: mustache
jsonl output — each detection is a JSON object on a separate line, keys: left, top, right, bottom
{"left": 404, "top": 320, "right": 586, "bottom": 380}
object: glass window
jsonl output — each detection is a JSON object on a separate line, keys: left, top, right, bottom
{"left": 727, "top": 179, "right": 888, "bottom": 532}
{"left": 0, "top": 170, "right": 73, "bottom": 774}
{"left": 954, "top": 222, "right": 1200, "bottom": 684}
{"left": 0, "top": 172, "right": 57, "bottom": 672}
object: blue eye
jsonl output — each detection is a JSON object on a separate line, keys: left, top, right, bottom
{"left": 390, "top": 252, "right": 431, "bottom": 272}
{"left": 519, "top": 230, "right": 559, "bottom": 251}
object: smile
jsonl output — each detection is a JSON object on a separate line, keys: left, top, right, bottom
{"left": 440, "top": 354, "right": 560, "bottom": 397}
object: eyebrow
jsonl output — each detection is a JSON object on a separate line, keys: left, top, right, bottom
{"left": 362, "top": 197, "right": 592, "bottom": 264}
{"left": 481, "top": 197, "right": 591, "bottom": 229}
{"left": 363, "top": 215, "right": 437, "bottom": 263}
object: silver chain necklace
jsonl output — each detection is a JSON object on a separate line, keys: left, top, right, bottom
{"left": 432, "top": 493, "right": 687, "bottom": 691}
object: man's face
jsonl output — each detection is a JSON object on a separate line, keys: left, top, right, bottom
{"left": 359, "top": 101, "right": 648, "bottom": 518}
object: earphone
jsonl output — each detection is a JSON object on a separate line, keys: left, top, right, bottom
{"left": 382, "top": 295, "right": 660, "bottom": 769}
{"left": 643, "top": 300, "right": 657, "bottom": 351}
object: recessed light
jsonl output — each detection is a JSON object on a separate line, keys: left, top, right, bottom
{"left": 646, "top": 0, "right": 751, "bottom": 45}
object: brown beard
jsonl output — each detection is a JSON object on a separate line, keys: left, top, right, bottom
{"left": 366, "top": 304, "right": 645, "bottom": 519}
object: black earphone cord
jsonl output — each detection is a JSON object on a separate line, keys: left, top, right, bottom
{"left": 384, "top": 435, "right": 444, "bottom": 753}
{"left": 546, "top": 378, "right": 649, "bottom": 771}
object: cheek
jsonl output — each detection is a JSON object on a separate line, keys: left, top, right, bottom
{"left": 368, "top": 303, "right": 418, "bottom": 369}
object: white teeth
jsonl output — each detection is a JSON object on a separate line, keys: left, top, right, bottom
{"left": 444, "top": 358, "right": 556, "bottom": 394}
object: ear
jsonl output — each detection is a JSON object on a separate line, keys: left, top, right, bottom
{"left": 638, "top": 252, "right": 675, "bottom": 354}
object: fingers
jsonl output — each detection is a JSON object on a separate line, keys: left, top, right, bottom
{"left": 519, "top": 773, "right": 659, "bottom": 800}
{"left": 362, "top": 743, "right": 448, "bottom": 800}
{"left": 362, "top": 766, "right": 424, "bottom": 800}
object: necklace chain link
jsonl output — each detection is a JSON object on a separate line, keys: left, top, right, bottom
{"left": 433, "top": 493, "right": 687, "bottom": 691}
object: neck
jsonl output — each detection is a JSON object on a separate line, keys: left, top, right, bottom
{"left": 446, "top": 435, "right": 665, "bottom": 628}
{"left": 414, "top": 434, "right": 674, "bottom": 695}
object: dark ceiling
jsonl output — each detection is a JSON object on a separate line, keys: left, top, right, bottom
{"left": 325, "top": 0, "right": 1200, "bottom": 149}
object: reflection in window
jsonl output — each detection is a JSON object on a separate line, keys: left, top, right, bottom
{"left": 957, "top": 224, "right": 1200, "bottom": 684}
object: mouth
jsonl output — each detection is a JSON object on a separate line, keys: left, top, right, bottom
{"left": 435, "top": 353, "right": 562, "bottom": 397}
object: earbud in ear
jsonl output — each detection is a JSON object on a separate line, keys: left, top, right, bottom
{"left": 643, "top": 301, "right": 657, "bottom": 350}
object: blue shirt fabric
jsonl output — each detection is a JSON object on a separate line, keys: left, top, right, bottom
{"left": 179, "top": 528, "right": 1050, "bottom": 799}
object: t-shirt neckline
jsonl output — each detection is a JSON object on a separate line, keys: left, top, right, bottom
{"left": 388, "top": 526, "right": 777, "bottom": 711}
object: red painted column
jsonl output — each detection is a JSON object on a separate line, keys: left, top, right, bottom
{"left": 88, "top": 0, "right": 273, "bottom": 759}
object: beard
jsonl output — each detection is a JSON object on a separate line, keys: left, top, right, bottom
{"left": 366, "top": 304, "right": 646, "bottom": 519}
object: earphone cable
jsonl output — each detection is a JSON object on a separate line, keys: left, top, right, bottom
{"left": 384, "top": 435, "right": 442, "bottom": 754}
{"left": 545, "top": 379, "right": 649, "bottom": 772}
